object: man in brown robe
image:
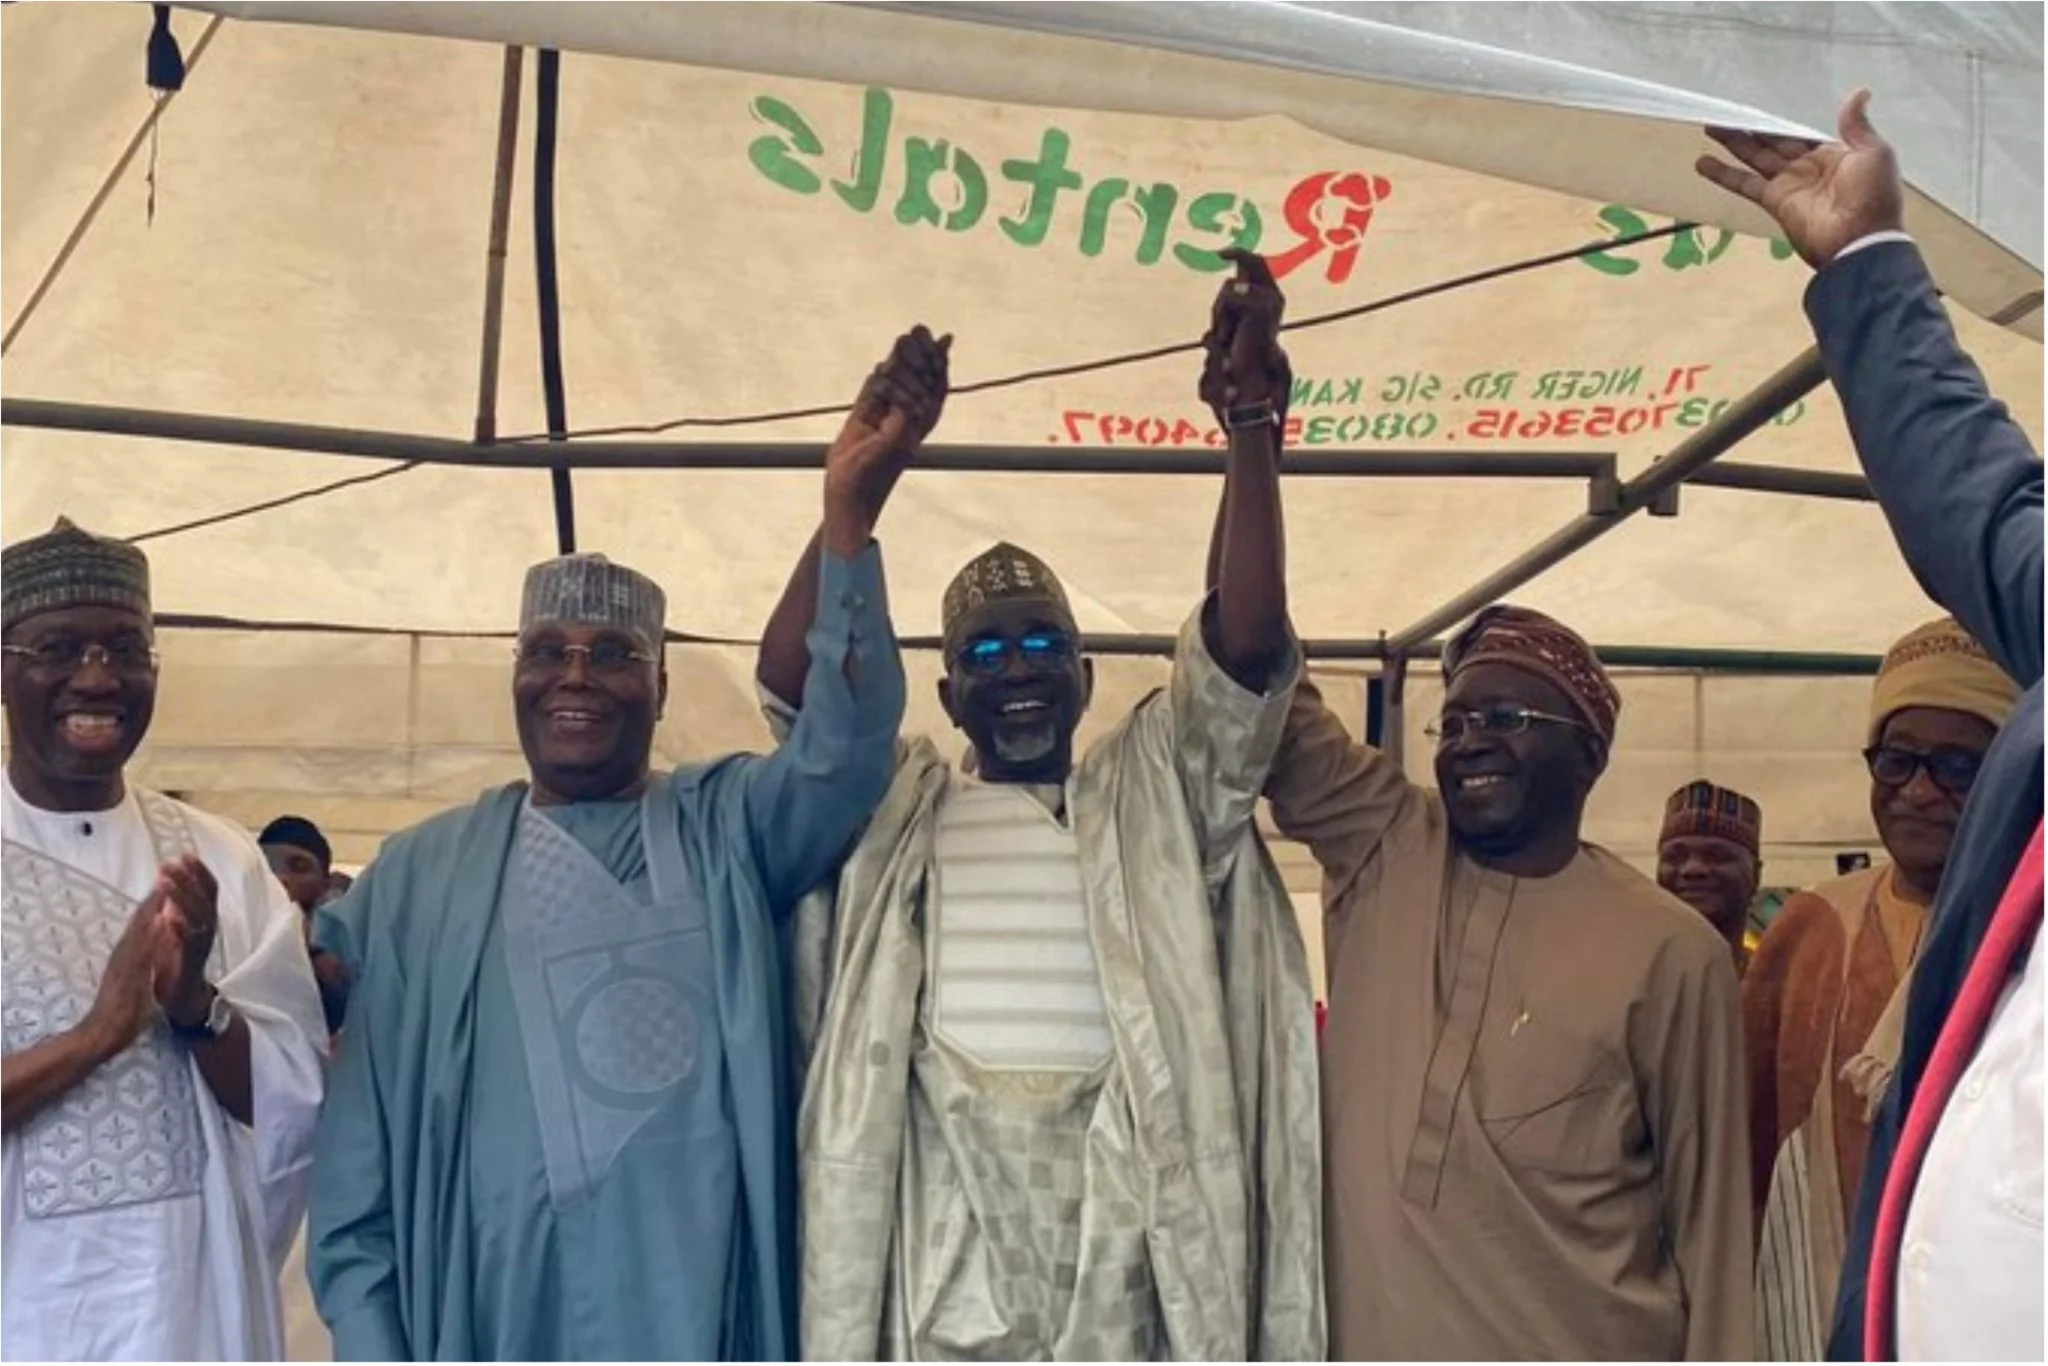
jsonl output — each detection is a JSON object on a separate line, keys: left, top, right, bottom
{"left": 1744, "top": 615, "right": 2019, "bottom": 1359}
{"left": 1658, "top": 780, "right": 1764, "bottom": 972}
{"left": 1260, "top": 608, "right": 1750, "bottom": 1360}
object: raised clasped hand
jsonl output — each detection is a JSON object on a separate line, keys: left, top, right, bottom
{"left": 1200, "top": 248, "right": 1292, "bottom": 430}
{"left": 825, "top": 324, "right": 952, "bottom": 519}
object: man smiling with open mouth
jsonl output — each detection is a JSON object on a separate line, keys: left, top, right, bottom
{"left": 307, "top": 338, "right": 915, "bottom": 1361}
{"left": 1263, "top": 600, "right": 1752, "bottom": 1360}
{"left": 762, "top": 262, "right": 1323, "bottom": 1361}
{"left": 1, "top": 518, "right": 327, "bottom": 1362}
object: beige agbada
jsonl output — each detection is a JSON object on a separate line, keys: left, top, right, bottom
{"left": 1268, "top": 679, "right": 1751, "bottom": 1362}
{"left": 781, "top": 606, "right": 1324, "bottom": 1361}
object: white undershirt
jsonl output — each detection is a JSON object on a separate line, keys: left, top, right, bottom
{"left": 1896, "top": 936, "right": 2044, "bottom": 1362}
{"left": 929, "top": 778, "right": 1110, "bottom": 1072}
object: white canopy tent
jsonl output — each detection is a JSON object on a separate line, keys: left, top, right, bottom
{"left": 4, "top": 3, "right": 2042, "bottom": 978}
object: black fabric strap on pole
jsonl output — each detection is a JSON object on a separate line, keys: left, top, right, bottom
{"left": 533, "top": 47, "right": 575, "bottom": 554}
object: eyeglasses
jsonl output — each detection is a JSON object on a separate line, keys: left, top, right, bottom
{"left": 513, "top": 640, "right": 657, "bottom": 676}
{"left": 957, "top": 630, "right": 1074, "bottom": 676}
{"left": 1426, "top": 704, "right": 1589, "bottom": 744}
{"left": 1864, "top": 745, "right": 1982, "bottom": 796}
{"left": 1, "top": 637, "right": 160, "bottom": 676}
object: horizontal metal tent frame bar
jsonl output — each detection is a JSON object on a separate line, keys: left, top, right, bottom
{"left": 151, "top": 612, "right": 1883, "bottom": 676}
{"left": 9, "top": 388, "right": 1885, "bottom": 676}
{"left": 1, "top": 397, "right": 1874, "bottom": 497}
{"left": 2, "top": 398, "right": 1619, "bottom": 482}
{"left": 1686, "top": 462, "right": 1874, "bottom": 502}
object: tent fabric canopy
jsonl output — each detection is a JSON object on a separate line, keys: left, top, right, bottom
{"left": 192, "top": 0, "right": 2046, "bottom": 327}
{"left": 2, "top": 2, "right": 2040, "bottom": 904}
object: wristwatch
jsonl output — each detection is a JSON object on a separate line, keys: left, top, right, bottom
{"left": 1224, "top": 399, "right": 1282, "bottom": 431}
{"left": 168, "top": 986, "right": 232, "bottom": 1042}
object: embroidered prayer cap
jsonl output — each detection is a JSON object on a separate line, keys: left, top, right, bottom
{"left": 1, "top": 517, "right": 151, "bottom": 633}
{"left": 1659, "top": 780, "right": 1762, "bottom": 857}
{"left": 519, "top": 552, "right": 666, "bottom": 651}
{"left": 1868, "top": 616, "right": 2019, "bottom": 744}
{"left": 1443, "top": 603, "right": 1621, "bottom": 743}
{"left": 259, "top": 814, "right": 332, "bottom": 872}
{"left": 941, "top": 541, "right": 1075, "bottom": 650}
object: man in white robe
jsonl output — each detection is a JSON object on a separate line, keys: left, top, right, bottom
{"left": 1, "top": 518, "right": 328, "bottom": 1361}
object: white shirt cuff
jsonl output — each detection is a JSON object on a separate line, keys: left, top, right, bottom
{"left": 1834, "top": 230, "right": 1916, "bottom": 262}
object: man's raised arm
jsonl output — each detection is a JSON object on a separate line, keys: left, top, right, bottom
{"left": 1202, "top": 248, "right": 1293, "bottom": 690}
{"left": 1164, "top": 251, "right": 1305, "bottom": 875}
{"left": 1698, "top": 90, "right": 2043, "bottom": 685}
{"left": 743, "top": 328, "right": 947, "bottom": 906}
{"left": 756, "top": 327, "right": 948, "bottom": 710}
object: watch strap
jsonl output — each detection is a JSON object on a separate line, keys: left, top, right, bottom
{"left": 168, "top": 985, "right": 227, "bottom": 1040}
{"left": 1224, "top": 399, "right": 1281, "bottom": 431}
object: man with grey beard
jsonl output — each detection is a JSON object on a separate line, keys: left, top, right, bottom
{"left": 757, "top": 260, "right": 1323, "bottom": 1360}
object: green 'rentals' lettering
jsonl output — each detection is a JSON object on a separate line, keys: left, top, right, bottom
{"left": 747, "top": 96, "right": 825, "bottom": 195}
{"left": 999, "top": 128, "right": 1084, "bottom": 247}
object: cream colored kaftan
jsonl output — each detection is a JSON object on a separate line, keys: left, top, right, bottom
{"left": 781, "top": 604, "right": 1324, "bottom": 1361}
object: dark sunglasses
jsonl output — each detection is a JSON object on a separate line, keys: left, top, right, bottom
{"left": 957, "top": 630, "right": 1074, "bottom": 676}
{"left": 1864, "top": 745, "right": 1982, "bottom": 796}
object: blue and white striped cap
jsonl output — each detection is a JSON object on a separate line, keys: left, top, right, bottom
{"left": 518, "top": 553, "right": 665, "bottom": 649}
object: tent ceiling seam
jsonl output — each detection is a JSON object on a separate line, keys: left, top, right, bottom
{"left": 125, "top": 460, "right": 422, "bottom": 544}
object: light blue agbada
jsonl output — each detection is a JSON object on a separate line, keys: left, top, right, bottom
{"left": 308, "top": 547, "right": 903, "bottom": 1361}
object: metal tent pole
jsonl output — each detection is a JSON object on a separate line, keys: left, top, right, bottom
{"left": 1382, "top": 652, "right": 1410, "bottom": 771}
{"left": 6, "top": 401, "right": 1871, "bottom": 501}
{"left": 1385, "top": 347, "right": 1829, "bottom": 653}
{"left": 1, "top": 14, "right": 228, "bottom": 357}
{"left": 1687, "top": 462, "right": 1872, "bottom": 502}
{"left": 471, "top": 47, "right": 524, "bottom": 444}
{"left": 148, "top": 610, "right": 1886, "bottom": 675}
{"left": 532, "top": 48, "right": 575, "bottom": 552}
{"left": 0, "top": 399, "right": 1620, "bottom": 481}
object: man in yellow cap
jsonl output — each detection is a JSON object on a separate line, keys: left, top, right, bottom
{"left": 1744, "top": 616, "right": 2018, "bottom": 1359}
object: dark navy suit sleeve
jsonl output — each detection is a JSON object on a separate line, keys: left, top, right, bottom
{"left": 1806, "top": 241, "right": 2046, "bottom": 1360}
{"left": 1804, "top": 241, "right": 2044, "bottom": 686}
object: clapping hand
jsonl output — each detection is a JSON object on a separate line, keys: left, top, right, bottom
{"left": 152, "top": 855, "right": 219, "bottom": 1027}
{"left": 85, "top": 887, "right": 175, "bottom": 1051}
